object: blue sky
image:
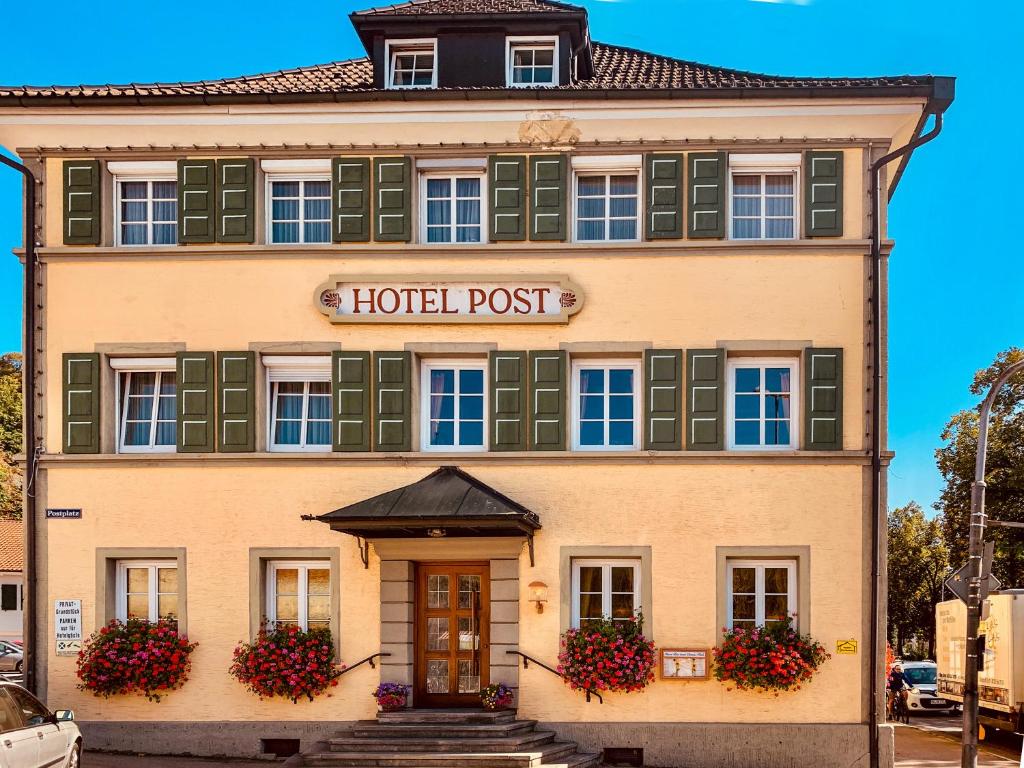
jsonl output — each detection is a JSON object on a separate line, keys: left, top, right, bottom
{"left": 0, "top": 0, "right": 1021, "bottom": 512}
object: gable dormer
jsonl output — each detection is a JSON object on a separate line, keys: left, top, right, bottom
{"left": 350, "top": 0, "right": 594, "bottom": 90}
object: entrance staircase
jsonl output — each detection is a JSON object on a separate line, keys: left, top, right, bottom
{"left": 287, "top": 709, "right": 602, "bottom": 768}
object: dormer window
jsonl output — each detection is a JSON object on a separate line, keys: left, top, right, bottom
{"left": 507, "top": 36, "right": 558, "bottom": 86}
{"left": 386, "top": 39, "right": 437, "bottom": 89}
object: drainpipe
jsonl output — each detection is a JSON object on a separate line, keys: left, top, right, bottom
{"left": 867, "top": 79, "right": 952, "bottom": 767}
{"left": 0, "top": 151, "right": 38, "bottom": 695}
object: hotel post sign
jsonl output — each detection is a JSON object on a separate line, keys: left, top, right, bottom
{"left": 316, "top": 274, "right": 584, "bottom": 324}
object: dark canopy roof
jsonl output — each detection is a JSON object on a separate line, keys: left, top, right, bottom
{"left": 314, "top": 466, "right": 541, "bottom": 539}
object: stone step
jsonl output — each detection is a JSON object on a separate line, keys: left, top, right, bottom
{"left": 300, "top": 741, "right": 578, "bottom": 768}
{"left": 376, "top": 709, "right": 517, "bottom": 725}
{"left": 541, "top": 753, "right": 602, "bottom": 768}
{"left": 349, "top": 720, "right": 538, "bottom": 739}
{"left": 327, "top": 731, "right": 556, "bottom": 753}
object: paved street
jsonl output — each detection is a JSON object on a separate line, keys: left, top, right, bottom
{"left": 897, "top": 713, "right": 1022, "bottom": 767}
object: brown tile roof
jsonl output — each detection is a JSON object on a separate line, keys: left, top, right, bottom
{"left": 0, "top": 42, "right": 935, "bottom": 103}
{"left": 353, "top": 0, "right": 581, "bottom": 15}
{"left": 0, "top": 520, "right": 22, "bottom": 573}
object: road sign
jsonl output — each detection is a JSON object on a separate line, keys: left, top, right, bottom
{"left": 945, "top": 543, "right": 1003, "bottom": 604}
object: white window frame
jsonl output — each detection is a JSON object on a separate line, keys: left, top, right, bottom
{"left": 385, "top": 38, "right": 438, "bottom": 90}
{"left": 505, "top": 35, "right": 559, "bottom": 87}
{"left": 570, "top": 358, "right": 641, "bottom": 451}
{"left": 115, "top": 560, "right": 178, "bottom": 623}
{"left": 725, "top": 357, "right": 800, "bottom": 451}
{"left": 265, "top": 356, "right": 332, "bottom": 452}
{"left": 571, "top": 164, "right": 642, "bottom": 244}
{"left": 265, "top": 174, "right": 332, "bottom": 245}
{"left": 418, "top": 172, "right": 488, "bottom": 245}
{"left": 111, "top": 357, "right": 177, "bottom": 454}
{"left": 725, "top": 559, "right": 797, "bottom": 629}
{"left": 265, "top": 560, "right": 332, "bottom": 632}
{"left": 727, "top": 154, "right": 800, "bottom": 241}
{"left": 419, "top": 359, "right": 488, "bottom": 453}
{"left": 570, "top": 558, "right": 641, "bottom": 628}
{"left": 113, "top": 168, "right": 178, "bottom": 247}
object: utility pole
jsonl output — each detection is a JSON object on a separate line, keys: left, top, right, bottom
{"left": 961, "top": 358, "right": 1024, "bottom": 768}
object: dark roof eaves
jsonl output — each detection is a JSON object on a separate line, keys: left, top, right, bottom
{"left": 0, "top": 81, "right": 938, "bottom": 108}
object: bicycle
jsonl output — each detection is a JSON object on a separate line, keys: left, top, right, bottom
{"left": 891, "top": 690, "right": 911, "bottom": 725}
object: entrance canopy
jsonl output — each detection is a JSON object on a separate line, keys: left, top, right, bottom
{"left": 311, "top": 466, "right": 542, "bottom": 541}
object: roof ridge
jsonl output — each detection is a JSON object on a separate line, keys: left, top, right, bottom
{"left": 352, "top": 0, "right": 583, "bottom": 16}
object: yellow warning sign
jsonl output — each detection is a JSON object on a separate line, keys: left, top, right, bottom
{"left": 836, "top": 639, "right": 858, "bottom": 655}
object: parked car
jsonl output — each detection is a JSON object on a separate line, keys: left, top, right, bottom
{"left": 903, "top": 660, "right": 959, "bottom": 713}
{"left": 0, "top": 644, "right": 22, "bottom": 673}
{"left": 0, "top": 682, "right": 80, "bottom": 768}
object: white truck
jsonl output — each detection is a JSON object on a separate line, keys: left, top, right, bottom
{"left": 936, "top": 591, "right": 1024, "bottom": 732}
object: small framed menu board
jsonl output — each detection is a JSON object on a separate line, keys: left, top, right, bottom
{"left": 660, "top": 648, "right": 710, "bottom": 680}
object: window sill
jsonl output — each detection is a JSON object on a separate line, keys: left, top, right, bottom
{"left": 25, "top": 238, "right": 891, "bottom": 262}
{"left": 34, "top": 449, "right": 889, "bottom": 467}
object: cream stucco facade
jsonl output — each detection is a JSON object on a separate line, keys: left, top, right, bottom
{"left": 0, "top": 6, "right": 951, "bottom": 764}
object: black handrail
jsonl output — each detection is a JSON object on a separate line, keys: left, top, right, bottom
{"left": 506, "top": 650, "right": 602, "bottom": 704}
{"left": 338, "top": 652, "right": 391, "bottom": 676}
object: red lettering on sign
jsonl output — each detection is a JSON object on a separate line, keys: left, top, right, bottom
{"left": 440, "top": 288, "right": 458, "bottom": 314}
{"left": 420, "top": 288, "right": 439, "bottom": 314}
{"left": 398, "top": 287, "right": 417, "bottom": 314}
{"left": 489, "top": 288, "right": 512, "bottom": 314}
{"left": 468, "top": 288, "right": 486, "bottom": 314}
{"left": 530, "top": 288, "right": 549, "bottom": 314}
{"left": 377, "top": 288, "right": 400, "bottom": 314}
{"left": 512, "top": 287, "right": 532, "bottom": 314}
{"left": 352, "top": 288, "right": 375, "bottom": 314}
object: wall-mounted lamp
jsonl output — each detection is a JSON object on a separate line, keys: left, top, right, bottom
{"left": 426, "top": 528, "right": 447, "bottom": 538}
{"left": 528, "top": 581, "right": 549, "bottom": 613}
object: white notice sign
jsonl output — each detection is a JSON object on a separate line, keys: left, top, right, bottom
{"left": 54, "top": 600, "right": 82, "bottom": 657}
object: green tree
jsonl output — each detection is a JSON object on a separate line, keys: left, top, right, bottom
{"left": 0, "top": 353, "right": 22, "bottom": 518}
{"left": 936, "top": 348, "right": 1024, "bottom": 587}
{"left": 888, "top": 501, "right": 949, "bottom": 658}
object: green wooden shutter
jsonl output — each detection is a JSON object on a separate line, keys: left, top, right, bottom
{"left": 489, "top": 155, "right": 527, "bottom": 241}
{"left": 804, "top": 348, "right": 844, "bottom": 450}
{"left": 373, "top": 157, "right": 412, "bottom": 242}
{"left": 529, "top": 155, "right": 567, "bottom": 241}
{"left": 63, "top": 160, "right": 101, "bottom": 245}
{"left": 332, "top": 158, "right": 371, "bottom": 243}
{"left": 374, "top": 351, "right": 411, "bottom": 451}
{"left": 217, "top": 351, "right": 255, "bottom": 452}
{"left": 529, "top": 350, "right": 566, "bottom": 450}
{"left": 332, "top": 351, "right": 371, "bottom": 452}
{"left": 645, "top": 153, "right": 684, "bottom": 240}
{"left": 804, "top": 151, "right": 844, "bottom": 237}
{"left": 178, "top": 160, "right": 216, "bottom": 244}
{"left": 490, "top": 351, "right": 528, "bottom": 451}
{"left": 216, "top": 159, "right": 254, "bottom": 244}
{"left": 686, "top": 348, "right": 725, "bottom": 450}
{"left": 687, "top": 151, "right": 726, "bottom": 239}
{"left": 176, "top": 352, "right": 215, "bottom": 453}
{"left": 644, "top": 349, "right": 683, "bottom": 450}
{"left": 62, "top": 353, "right": 100, "bottom": 453}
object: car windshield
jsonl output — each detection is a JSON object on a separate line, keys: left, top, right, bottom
{"left": 904, "top": 667, "right": 936, "bottom": 685}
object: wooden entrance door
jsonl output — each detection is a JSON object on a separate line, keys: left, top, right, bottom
{"left": 414, "top": 562, "right": 489, "bottom": 707}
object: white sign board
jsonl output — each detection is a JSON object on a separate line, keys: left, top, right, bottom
{"left": 316, "top": 274, "right": 583, "bottom": 324}
{"left": 54, "top": 599, "right": 82, "bottom": 657}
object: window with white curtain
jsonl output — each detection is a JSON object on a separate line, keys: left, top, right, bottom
{"left": 386, "top": 39, "right": 437, "bottom": 89}
{"left": 420, "top": 361, "right": 487, "bottom": 451}
{"left": 112, "top": 358, "right": 177, "bottom": 453}
{"left": 571, "top": 559, "right": 640, "bottom": 628}
{"left": 266, "top": 356, "right": 332, "bottom": 451}
{"left": 116, "top": 560, "right": 179, "bottom": 623}
{"left": 726, "top": 358, "right": 799, "bottom": 450}
{"left": 269, "top": 178, "right": 331, "bottom": 244}
{"left": 117, "top": 179, "right": 178, "bottom": 246}
{"left": 726, "top": 559, "right": 796, "bottom": 630}
{"left": 266, "top": 561, "right": 331, "bottom": 631}
{"left": 507, "top": 37, "right": 558, "bottom": 86}
{"left": 575, "top": 173, "right": 639, "bottom": 242}
{"left": 571, "top": 360, "right": 641, "bottom": 450}
{"left": 729, "top": 154, "right": 799, "bottom": 240}
{"left": 421, "top": 174, "right": 484, "bottom": 244}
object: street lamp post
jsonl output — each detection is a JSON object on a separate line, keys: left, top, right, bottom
{"left": 961, "top": 357, "right": 1024, "bottom": 768}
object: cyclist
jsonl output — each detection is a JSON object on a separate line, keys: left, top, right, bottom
{"left": 887, "top": 663, "right": 910, "bottom": 718}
